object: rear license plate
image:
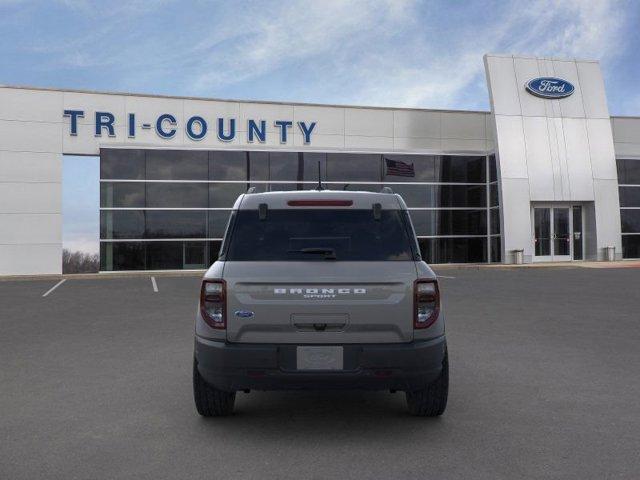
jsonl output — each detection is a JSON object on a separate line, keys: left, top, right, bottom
{"left": 296, "top": 346, "right": 343, "bottom": 370}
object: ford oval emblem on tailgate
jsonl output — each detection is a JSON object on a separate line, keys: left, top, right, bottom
{"left": 234, "top": 310, "right": 254, "bottom": 318}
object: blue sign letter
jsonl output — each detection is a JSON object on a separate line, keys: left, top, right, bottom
{"left": 217, "top": 118, "right": 236, "bottom": 142}
{"left": 156, "top": 114, "right": 177, "bottom": 139}
{"left": 248, "top": 119, "right": 266, "bottom": 143}
{"left": 274, "top": 120, "right": 292, "bottom": 143}
{"left": 95, "top": 112, "right": 115, "bottom": 137}
{"left": 128, "top": 113, "right": 136, "bottom": 138}
{"left": 63, "top": 110, "right": 84, "bottom": 136}
{"left": 297, "top": 121, "right": 316, "bottom": 144}
{"left": 186, "top": 116, "right": 208, "bottom": 140}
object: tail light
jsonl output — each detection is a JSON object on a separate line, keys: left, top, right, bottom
{"left": 200, "top": 279, "right": 226, "bottom": 329}
{"left": 414, "top": 279, "right": 440, "bottom": 329}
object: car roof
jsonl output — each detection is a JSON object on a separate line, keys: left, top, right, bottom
{"left": 234, "top": 189, "right": 407, "bottom": 210}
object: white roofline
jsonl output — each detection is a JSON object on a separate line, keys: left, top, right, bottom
{"left": 0, "top": 83, "right": 490, "bottom": 115}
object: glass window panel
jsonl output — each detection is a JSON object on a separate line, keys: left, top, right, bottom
{"left": 390, "top": 184, "right": 487, "bottom": 208}
{"left": 490, "top": 237, "right": 501, "bottom": 263}
{"left": 619, "top": 186, "right": 640, "bottom": 207}
{"left": 146, "top": 241, "right": 183, "bottom": 270}
{"left": 326, "top": 153, "right": 382, "bottom": 182}
{"left": 489, "top": 154, "right": 497, "bottom": 182}
{"left": 490, "top": 183, "right": 499, "bottom": 206}
{"left": 418, "top": 237, "right": 488, "bottom": 263}
{"left": 408, "top": 210, "right": 487, "bottom": 236}
{"left": 209, "top": 241, "right": 223, "bottom": 263}
{"left": 617, "top": 159, "right": 640, "bottom": 185}
{"left": 268, "top": 183, "right": 301, "bottom": 192}
{"left": 100, "top": 182, "right": 145, "bottom": 208}
{"left": 209, "top": 183, "right": 247, "bottom": 207}
{"left": 145, "top": 150, "right": 208, "bottom": 180}
{"left": 326, "top": 183, "right": 380, "bottom": 193}
{"left": 248, "top": 151, "right": 269, "bottom": 181}
{"left": 210, "top": 151, "right": 248, "bottom": 180}
{"left": 183, "top": 242, "right": 207, "bottom": 268}
{"left": 621, "top": 210, "right": 640, "bottom": 233}
{"left": 208, "top": 210, "right": 232, "bottom": 238}
{"left": 146, "top": 183, "right": 208, "bottom": 208}
{"left": 145, "top": 211, "right": 206, "bottom": 238}
{"left": 534, "top": 208, "right": 551, "bottom": 256}
{"left": 302, "top": 153, "right": 327, "bottom": 182}
{"left": 269, "top": 152, "right": 301, "bottom": 181}
{"left": 100, "top": 242, "right": 146, "bottom": 271}
{"left": 436, "top": 155, "right": 486, "bottom": 183}
{"left": 490, "top": 209, "right": 501, "bottom": 234}
{"left": 100, "top": 211, "right": 144, "bottom": 239}
{"left": 383, "top": 155, "right": 437, "bottom": 182}
{"left": 100, "top": 149, "right": 145, "bottom": 179}
{"left": 622, "top": 235, "right": 640, "bottom": 259}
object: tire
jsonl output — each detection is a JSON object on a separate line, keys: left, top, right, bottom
{"left": 193, "top": 359, "right": 236, "bottom": 417}
{"left": 405, "top": 348, "right": 449, "bottom": 417}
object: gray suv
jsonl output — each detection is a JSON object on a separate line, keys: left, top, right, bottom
{"left": 193, "top": 189, "right": 448, "bottom": 416}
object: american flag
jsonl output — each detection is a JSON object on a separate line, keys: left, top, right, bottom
{"left": 385, "top": 157, "right": 415, "bottom": 177}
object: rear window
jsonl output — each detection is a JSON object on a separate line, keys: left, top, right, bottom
{"left": 223, "top": 209, "right": 417, "bottom": 261}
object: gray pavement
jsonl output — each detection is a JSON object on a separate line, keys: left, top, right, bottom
{"left": 1, "top": 267, "right": 639, "bottom": 479}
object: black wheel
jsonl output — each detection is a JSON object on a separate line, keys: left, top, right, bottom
{"left": 193, "top": 359, "right": 236, "bottom": 417}
{"left": 406, "top": 348, "right": 449, "bottom": 417}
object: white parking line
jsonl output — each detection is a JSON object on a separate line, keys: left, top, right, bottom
{"left": 437, "top": 275, "right": 456, "bottom": 279}
{"left": 151, "top": 276, "right": 158, "bottom": 292}
{"left": 42, "top": 279, "right": 66, "bottom": 297}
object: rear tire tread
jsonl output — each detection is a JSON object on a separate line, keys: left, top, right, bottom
{"left": 193, "top": 360, "right": 236, "bottom": 417}
{"left": 406, "top": 348, "right": 449, "bottom": 417}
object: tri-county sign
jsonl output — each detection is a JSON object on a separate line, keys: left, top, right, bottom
{"left": 63, "top": 110, "right": 317, "bottom": 144}
{"left": 525, "top": 77, "right": 575, "bottom": 99}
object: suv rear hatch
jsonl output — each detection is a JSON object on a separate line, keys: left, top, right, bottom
{"left": 221, "top": 205, "right": 419, "bottom": 344}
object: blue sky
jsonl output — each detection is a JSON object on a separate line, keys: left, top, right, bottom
{"left": 2, "top": 0, "right": 639, "bottom": 253}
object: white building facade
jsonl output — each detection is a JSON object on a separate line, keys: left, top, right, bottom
{"left": 1, "top": 53, "right": 639, "bottom": 275}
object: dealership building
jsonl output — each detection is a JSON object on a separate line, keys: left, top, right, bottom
{"left": 1, "top": 53, "right": 640, "bottom": 275}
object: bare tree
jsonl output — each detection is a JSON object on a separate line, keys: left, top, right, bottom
{"left": 62, "top": 249, "right": 99, "bottom": 274}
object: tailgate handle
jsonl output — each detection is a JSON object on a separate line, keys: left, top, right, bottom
{"left": 291, "top": 314, "right": 348, "bottom": 332}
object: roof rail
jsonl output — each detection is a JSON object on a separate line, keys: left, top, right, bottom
{"left": 380, "top": 186, "right": 394, "bottom": 194}
{"left": 246, "top": 186, "right": 257, "bottom": 194}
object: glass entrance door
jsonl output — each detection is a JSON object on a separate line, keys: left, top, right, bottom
{"left": 533, "top": 206, "right": 581, "bottom": 262}
{"left": 552, "top": 208, "right": 571, "bottom": 261}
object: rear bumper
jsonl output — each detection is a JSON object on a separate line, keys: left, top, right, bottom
{"left": 194, "top": 335, "right": 446, "bottom": 392}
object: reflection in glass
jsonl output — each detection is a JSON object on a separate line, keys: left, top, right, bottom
{"left": 100, "top": 149, "right": 145, "bottom": 179}
{"left": 209, "top": 183, "right": 247, "bottom": 207}
{"left": 208, "top": 210, "right": 232, "bottom": 238}
{"left": 390, "top": 184, "right": 486, "bottom": 208}
{"left": 408, "top": 210, "right": 486, "bottom": 236}
{"left": 326, "top": 154, "right": 382, "bottom": 182}
{"left": 146, "top": 211, "right": 206, "bottom": 238}
{"left": 418, "top": 237, "right": 487, "bottom": 263}
{"left": 146, "top": 183, "right": 208, "bottom": 208}
{"left": 100, "top": 242, "right": 146, "bottom": 270}
{"left": 146, "top": 150, "right": 208, "bottom": 180}
{"left": 618, "top": 186, "right": 640, "bottom": 207}
{"left": 622, "top": 235, "right": 640, "bottom": 259}
{"left": 621, "top": 210, "right": 640, "bottom": 233}
{"left": 210, "top": 151, "right": 248, "bottom": 180}
{"left": 100, "top": 211, "right": 144, "bottom": 239}
{"left": 572, "top": 206, "right": 583, "bottom": 260}
{"left": 534, "top": 208, "right": 551, "bottom": 256}
{"left": 269, "top": 152, "right": 300, "bottom": 181}
{"left": 100, "top": 183, "right": 145, "bottom": 208}
{"left": 553, "top": 208, "right": 570, "bottom": 256}
{"left": 617, "top": 159, "right": 640, "bottom": 185}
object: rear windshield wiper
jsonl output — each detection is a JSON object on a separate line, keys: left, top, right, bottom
{"left": 287, "top": 247, "right": 337, "bottom": 260}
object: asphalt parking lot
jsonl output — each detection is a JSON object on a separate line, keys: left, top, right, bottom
{"left": 1, "top": 266, "right": 640, "bottom": 479}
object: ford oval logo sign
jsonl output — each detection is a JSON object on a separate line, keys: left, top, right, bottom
{"left": 234, "top": 310, "right": 254, "bottom": 318}
{"left": 526, "top": 77, "right": 575, "bottom": 99}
